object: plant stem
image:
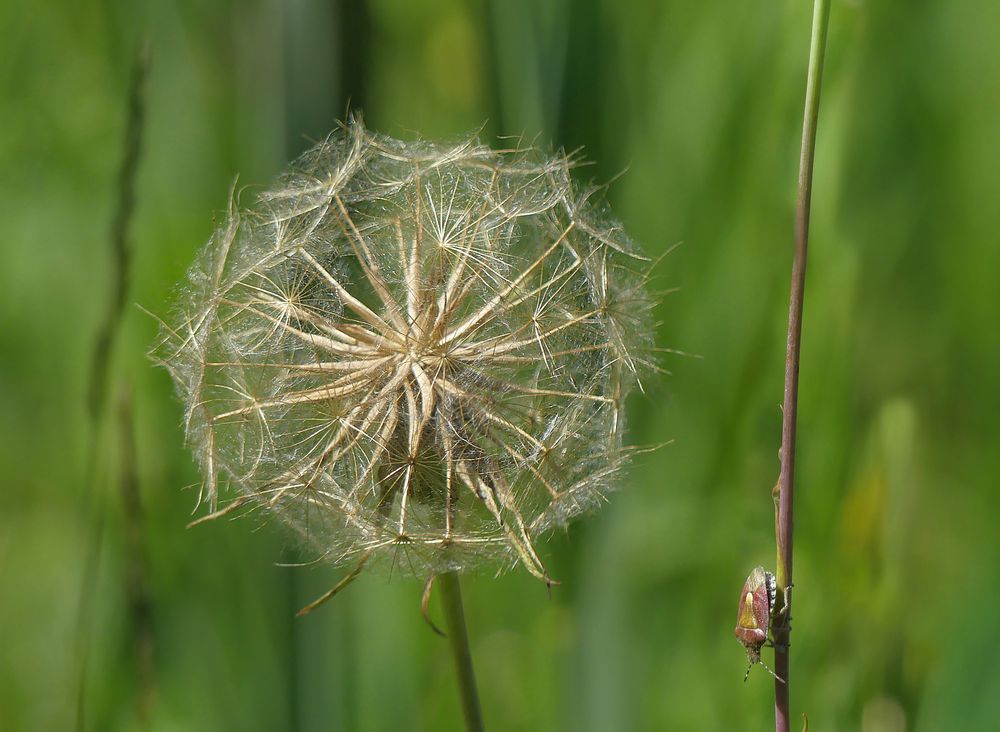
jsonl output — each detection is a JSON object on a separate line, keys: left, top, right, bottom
{"left": 117, "top": 384, "right": 156, "bottom": 723}
{"left": 438, "top": 572, "right": 485, "bottom": 732}
{"left": 75, "top": 45, "right": 149, "bottom": 732}
{"left": 774, "top": 1, "right": 831, "bottom": 730}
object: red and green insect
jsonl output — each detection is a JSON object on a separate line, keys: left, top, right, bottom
{"left": 734, "top": 566, "right": 785, "bottom": 683}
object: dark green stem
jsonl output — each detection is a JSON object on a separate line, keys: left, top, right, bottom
{"left": 439, "top": 572, "right": 485, "bottom": 732}
{"left": 774, "top": 1, "right": 831, "bottom": 730}
{"left": 75, "top": 45, "right": 149, "bottom": 732}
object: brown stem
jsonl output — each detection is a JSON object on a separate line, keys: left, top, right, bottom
{"left": 774, "top": 1, "right": 830, "bottom": 730}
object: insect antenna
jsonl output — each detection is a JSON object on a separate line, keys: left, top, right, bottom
{"left": 744, "top": 658, "right": 786, "bottom": 685}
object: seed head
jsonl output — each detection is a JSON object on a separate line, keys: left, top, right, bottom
{"left": 154, "top": 117, "right": 657, "bottom": 581}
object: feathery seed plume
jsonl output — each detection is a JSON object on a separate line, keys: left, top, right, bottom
{"left": 154, "top": 117, "right": 657, "bottom": 582}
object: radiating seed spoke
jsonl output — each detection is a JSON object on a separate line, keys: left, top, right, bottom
{"left": 434, "top": 378, "right": 546, "bottom": 451}
{"left": 221, "top": 299, "right": 377, "bottom": 357}
{"left": 454, "top": 308, "right": 601, "bottom": 360}
{"left": 440, "top": 222, "right": 575, "bottom": 348}
{"left": 298, "top": 249, "right": 405, "bottom": 343}
{"left": 333, "top": 195, "right": 409, "bottom": 331}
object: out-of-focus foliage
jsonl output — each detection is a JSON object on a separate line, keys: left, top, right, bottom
{"left": 1, "top": 0, "right": 998, "bottom": 730}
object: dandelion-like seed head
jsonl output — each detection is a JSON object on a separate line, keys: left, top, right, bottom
{"left": 155, "top": 117, "right": 657, "bottom": 582}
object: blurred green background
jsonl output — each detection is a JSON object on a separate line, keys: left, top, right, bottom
{"left": 3, "top": 0, "right": 999, "bottom": 729}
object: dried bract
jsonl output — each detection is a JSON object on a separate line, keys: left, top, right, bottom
{"left": 154, "top": 118, "right": 656, "bottom": 581}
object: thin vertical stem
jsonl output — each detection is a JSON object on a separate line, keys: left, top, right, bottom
{"left": 74, "top": 45, "right": 149, "bottom": 732}
{"left": 438, "top": 572, "right": 485, "bottom": 732}
{"left": 118, "top": 385, "right": 155, "bottom": 724}
{"left": 774, "top": 1, "right": 831, "bottom": 731}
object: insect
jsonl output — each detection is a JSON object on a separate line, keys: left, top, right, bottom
{"left": 734, "top": 565, "right": 785, "bottom": 683}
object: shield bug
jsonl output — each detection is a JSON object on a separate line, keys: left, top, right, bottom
{"left": 734, "top": 566, "right": 785, "bottom": 683}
